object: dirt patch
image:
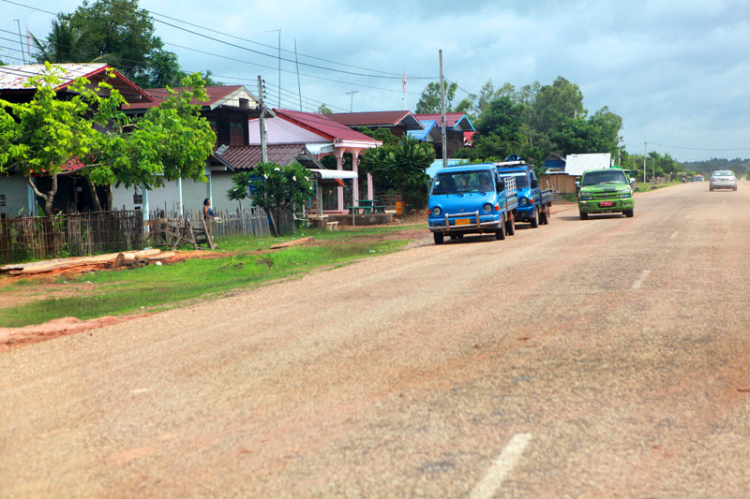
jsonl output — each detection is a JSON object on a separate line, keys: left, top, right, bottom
{"left": 0, "top": 314, "right": 150, "bottom": 353}
{"left": 0, "top": 227, "right": 430, "bottom": 352}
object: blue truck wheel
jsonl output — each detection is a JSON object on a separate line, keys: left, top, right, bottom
{"left": 529, "top": 208, "right": 539, "bottom": 228}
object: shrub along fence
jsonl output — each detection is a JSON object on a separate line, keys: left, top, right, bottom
{"left": 0, "top": 211, "right": 144, "bottom": 265}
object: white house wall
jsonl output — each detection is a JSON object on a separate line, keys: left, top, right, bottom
{"left": 112, "top": 178, "right": 210, "bottom": 216}
{"left": 111, "top": 173, "right": 252, "bottom": 217}
{"left": 248, "top": 117, "right": 329, "bottom": 145}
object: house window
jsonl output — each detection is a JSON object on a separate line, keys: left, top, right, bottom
{"left": 229, "top": 122, "right": 245, "bottom": 146}
{"left": 0, "top": 194, "right": 5, "bottom": 207}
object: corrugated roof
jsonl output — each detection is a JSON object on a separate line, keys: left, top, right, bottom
{"left": 217, "top": 144, "right": 322, "bottom": 170}
{"left": 327, "top": 111, "right": 423, "bottom": 130}
{"left": 125, "top": 85, "right": 259, "bottom": 111}
{"left": 0, "top": 64, "right": 153, "bottom": 104}
{"left": 407, "top": 120, "right": 439, "bottom": 141}
{"left": 564, "top": 153, "right": 612, "bottom": 176}
{"left": 415, "top": 112, "right": 475, "bottom": 131}
{"left": 274, "top": 109, "right": 381, "bottom": 144}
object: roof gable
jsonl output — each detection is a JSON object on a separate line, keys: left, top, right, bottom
{"left": 0, "top": 63, "right": 153, "bottom": 104}
{"left": 415, "top": 112, "right": 475, "bottom": 131}
{"left": 125, "top": 85, "right": 260, "bottom": 111}
{"left": 327, "top": 111, "right": 423, "bottom": 130}
{"left": 274, "top": 109, "right": 381, "bottom": 144}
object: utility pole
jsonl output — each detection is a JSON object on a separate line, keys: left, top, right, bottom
{"left": 439, "top": 50, "right": 448, "bottom": 169}
{"left": 643, "top": 138, "right": 647, "bottom": 183}
{"left": 294, "top": 40, "right": 302, "bottom": 111}
{"left": 265, "top": 29, "right": 281, "bottom": 107}
{"left": 257, "top": 76, "right": 268, "bottom": 163}
{"left": 15, "top": 19, "right": 25, "bottom": 64}
{"left": 346, "top": 90, "right": 358, "bottom": 112}
{"left": 402, "top": 67, "right": 407, "bottom": 111}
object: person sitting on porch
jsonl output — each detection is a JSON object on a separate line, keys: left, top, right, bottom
{"left": 203, "top": 198, "right": 216, "bottom": 220}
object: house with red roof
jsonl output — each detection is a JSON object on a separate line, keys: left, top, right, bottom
{"left": 327, "top": 111, "right": 423, "bottom": 138}
{"left": 116, "top": 84, "right": 271, "bottom": 216}
{"left": 249, "top": 109, "right": 382, "bottom": 214}
{"left": 413, "top": 112, "right": 475, "bottom": 160}
{"left": 0, "top": 63, "right": 154, "bottom": 218}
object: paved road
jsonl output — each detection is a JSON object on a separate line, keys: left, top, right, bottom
{"left": 2, "top": 182, "right": 749, "bottom": 498}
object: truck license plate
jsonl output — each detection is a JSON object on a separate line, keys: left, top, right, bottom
{"left": 455, "top": 219, "right": 470, "bottom": 225}
{"left": 599, "top": 201, "right": 613, "bottom": 207}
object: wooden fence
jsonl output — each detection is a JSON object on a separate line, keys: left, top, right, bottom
{"left": 0, "top": 207, "right": 298, "bottom": 264}
{"left": 142, "top": 207, "right": 294, "bottom": 248}
{"left": 0, "top": 211, "right": 144, "bottom": 265}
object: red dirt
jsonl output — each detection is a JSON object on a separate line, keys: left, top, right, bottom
{"left": 0, "top": 315, "right": 151, "bottom": 353}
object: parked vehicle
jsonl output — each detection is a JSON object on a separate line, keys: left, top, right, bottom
{"left": 709, "top": 170, "right": 737, "bottom": 191}
{"left": 576, "top": 168, "right": 635, "bottom": 220}
{"left": 428, "top": 164, "right": 518, "bottom": 245}
{"left": 494, "top": 157, "right": 555, "bottom": 228}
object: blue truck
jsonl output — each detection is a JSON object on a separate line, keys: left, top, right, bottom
{"left": 494, "top": 157, "right": 555, "bottom": 228}
{"left": 428, "top": 164, "right": 518, "bottom": 245}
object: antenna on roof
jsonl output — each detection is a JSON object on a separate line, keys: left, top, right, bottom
{"left": 346, "top": 90, "right": 358, "bottom": 112}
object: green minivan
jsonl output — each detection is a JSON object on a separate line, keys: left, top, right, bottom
{"left": 576, "top": 168, "right": 635, "bottom": 220}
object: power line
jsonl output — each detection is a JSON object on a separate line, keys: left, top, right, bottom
{"left": 146, "top": 9, "right": 405, "bottom": 79}
{"left": 3, "top": 0, "right": 437, "bottom": 81}
{"left": 648, "top": 142, "right": 750, "bottom": 152}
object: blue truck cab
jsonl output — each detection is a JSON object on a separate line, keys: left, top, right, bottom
{"left": 495, "top": 157, "right": 555, "bottom": 228}
{"left": 428, "top": 164, "right": 518, "bottom": 245}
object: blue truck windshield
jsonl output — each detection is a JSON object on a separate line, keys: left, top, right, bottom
{"left": 503, "top": 172, "right": 529, "bottom": 189}
{"left": 433, "top": 171, "right": 495, "bottom": 194}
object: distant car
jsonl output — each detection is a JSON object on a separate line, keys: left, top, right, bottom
{"left": 709, "top": 171, "right": 737, "bottom": 191}
{"left": 576, "top": 168, "right": 635, "bottom": 220}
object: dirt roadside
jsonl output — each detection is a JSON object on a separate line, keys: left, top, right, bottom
{"left": 0, "top": 215, "right": 441, "bottom": 352}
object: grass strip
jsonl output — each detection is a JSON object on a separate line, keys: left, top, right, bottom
{"left": 0, "top": 234, "right": 411, "bottom": 327}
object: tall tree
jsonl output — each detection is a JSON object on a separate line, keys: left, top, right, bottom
{"left": 146, "top": 49, "right": 184, "bottom": 88}
{"left": 415, "top": 81, "right": 458, "bottom": 114}
{"left": 85, "top": 73, "right": 217, "bottom": 209}
{"left": 456, "top": 96, "right": 527, "bottom": 163}
{"left": 30, "top": 18, "right": 105, "bottom": 64}
{"left": 359, "top": 135, "right": 435, "bottom": 207}
{"left": 59, "top": 0, "right": 164, "bottom": 87}
{"left": 0, "top": 64, "right": 104, "bottom": 214}
{"left": 529, "top": 76, "right": 586, "bottom": 136}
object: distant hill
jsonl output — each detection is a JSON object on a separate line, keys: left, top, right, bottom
{"left": 679, "top": 158, "right": 750, "bottom": 177}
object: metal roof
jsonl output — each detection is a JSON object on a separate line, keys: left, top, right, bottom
{"left": 125, "top": 85, "right": 262, "bottom": 112}
{"left": 564, "top": 153, "right": 613, "bottom": 176}
{"left": 327, "top": 111, "right": 423, "bottom": 130}
{"left": 407, "top": 120, "right": 442, "bottom": 142}
{"left": 273, "top": 109, "right": 381, "bottom": 145}
{"left": 216, "top": 144, "right": 323, "bottom": 170}
{"left": 415, "top": 112, "right": 475, "bottom": 131}
{"left": 0, "top": 64, "right": 153, "bottom": 104}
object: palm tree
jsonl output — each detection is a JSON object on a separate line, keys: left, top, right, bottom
{"left": 31, "top": 19, "right": 113, "bottom": 65}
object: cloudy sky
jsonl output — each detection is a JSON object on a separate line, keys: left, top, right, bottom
{"left": 2, "top": 0, "right": 749, "bottom": 162}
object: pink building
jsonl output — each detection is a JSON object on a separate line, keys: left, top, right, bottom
{"left": 249, "top": 109, "right": 381, "bottom": 213}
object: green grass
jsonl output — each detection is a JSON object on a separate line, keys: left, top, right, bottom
{"left": 0, "top": 228, "right": 414, "bottom": 327}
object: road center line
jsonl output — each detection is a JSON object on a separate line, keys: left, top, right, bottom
{"left": 632, "top": 270, "right": 651, "bottom": 290}
{"left": 670, "top": 231, "right": 678, "bottom": 239}
{"left": 470, "top": 433, "right": 533, "bottom": 499}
